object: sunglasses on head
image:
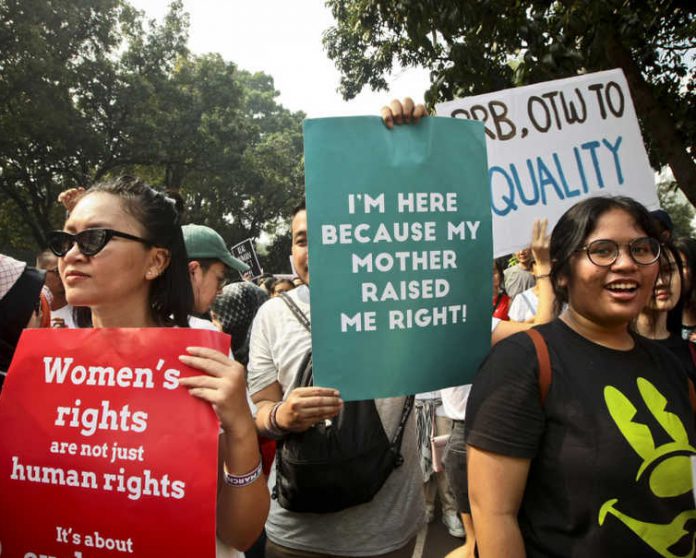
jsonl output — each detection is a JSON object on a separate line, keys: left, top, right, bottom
{"left": 47, "top": 228, "right": 151, "bottom": 257}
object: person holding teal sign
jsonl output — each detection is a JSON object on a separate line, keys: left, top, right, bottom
{"left": 305, "top": 101, "right": 493, "bottom": 400}
{"left": 248, "top": 201, "right": 424, "bottom": 557}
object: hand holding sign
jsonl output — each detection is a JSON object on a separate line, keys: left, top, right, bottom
{"left": 278, "top": 387, "right": 343, "bottom": 432}
{"left": 178, "top": 346, "right": 252, "bottom": 436}
{"left": 304, "top": 116, "right": 492, "bottom": 399}
{"left": 0, "top": 328, "right": 225, "bottom": 557}
{"left": 380, "top": 97, "right": 428, "bottom": 128}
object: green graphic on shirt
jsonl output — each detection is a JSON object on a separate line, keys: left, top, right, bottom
{"left": 598, "top": 377, "right": 696, "bottom": 557}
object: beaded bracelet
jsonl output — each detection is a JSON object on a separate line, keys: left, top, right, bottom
{"left": 534, "top": 273, "right": 551, "bottom": 279}
{"left": 223, "top": 459, "right": 263, "bottom": 487}
{"left": 266, "top": 401, "right": 287, "bottom": 439}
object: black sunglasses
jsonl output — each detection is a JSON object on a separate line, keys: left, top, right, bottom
{"left": 47, "top": 228, "right": 151, "bottom": 257}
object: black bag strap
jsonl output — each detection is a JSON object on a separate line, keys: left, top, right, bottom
{"left": 290, "top": 350, "right": 314, "bottom": 389}
{"left": 280, "top": 292, "right": 311, "bottom": 333}
{"left": 279, "top": 291, "right": 414, "bottom": 458}
{"left": 390, "top": 395, "right": 415, "bottom": 466}
{"left": 279, "top": 293, "right": 313, "bottom": 388}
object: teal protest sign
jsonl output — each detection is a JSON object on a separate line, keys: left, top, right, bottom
{"left": 304, "top": 117, "right": 492, "bottom": 401}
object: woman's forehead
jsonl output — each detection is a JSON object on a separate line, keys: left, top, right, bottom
{"left": 585, "top": 208, "right": 645, "bottom": 240}
{"left": 65, "top": 192, "right": 131, "bottom": 231}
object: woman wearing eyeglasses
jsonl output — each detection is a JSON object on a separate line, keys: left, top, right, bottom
{"left": 465, "top": 196, "right": 696, "bottom": 557}
{"left": 48, "top": 176, "right": 269, "bottom": 555}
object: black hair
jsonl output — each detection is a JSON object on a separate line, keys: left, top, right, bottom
{"left": 0, "top": 267, "right": 46, "bottom": 377}
{"left": 263, "top": 276, "right": 276, "bottom": 293}
{"left": 292, "top": 200, "right": 306, "bottom": 217}
{"left": 637, "top": 241, "right": 686, "bottom": 337}
{"left": 663, "top": 242, "right": 686, "bottom": 336}
{"left": 75, "top": 175, "right": 193, "bottom": 327}
{"left": 493, "top": 257, "right": 507, "bottom": 294}
{"left": 492, "top": 256, "right": 508, "bottom": 314}
{"left": 272, "top": 278, "right": 294, "bottom": 293}
{"left": 550, "top": 196, "right": 659, "bottom": 312}
{"left": 189, "top": 258, "right": 219, "bottom": 272}
{"left": 674, "top": 237, "right": 696, "bottom": 316}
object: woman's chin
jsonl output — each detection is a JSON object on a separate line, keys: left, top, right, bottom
{"left": 65, "top": 290, "right": 95, "bottom": 308}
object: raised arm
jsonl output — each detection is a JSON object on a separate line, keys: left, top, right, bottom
{"left": 492, "top": 219, "right": 554, "bottom": 345}
{"left": 529, "top": 218, "right": 553, "bottom": 326}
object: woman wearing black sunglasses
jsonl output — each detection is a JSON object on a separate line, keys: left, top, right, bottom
{"left": 465, "top": 196, "right": 696, "bottom": 557}
{"left": 50, "top": 176, "right": 268, "bottom": 554}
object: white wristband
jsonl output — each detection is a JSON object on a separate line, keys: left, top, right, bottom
{"left": 223, "top": 459, "right": 263, "bottom": 488}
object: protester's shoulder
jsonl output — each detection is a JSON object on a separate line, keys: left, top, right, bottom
{"left": 489, "top": 326, "right": 538, "bottom": 358}
{"left": 253, "top": 293, "right": 289, "bottom": 324}
{"left": 476, "top": 324, "right": 554, "bottom": 383}
{"left": 637, "top": 332, "right": 692, "bottom": 379}
{"left": 287, "top": 284, "right": 309, "bottom": 305}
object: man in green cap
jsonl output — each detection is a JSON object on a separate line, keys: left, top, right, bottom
{"left": 182, "top": 224, "right": 250, "bottom": 327}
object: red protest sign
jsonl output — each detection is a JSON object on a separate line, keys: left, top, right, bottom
{"left": 0, "top": 328, "right": 229, "bottom": 558}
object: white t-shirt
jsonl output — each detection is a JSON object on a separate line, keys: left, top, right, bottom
{"left": 247, "top": 285, "right": 424, "bottom": 555}
{"left": 508, "top": 287, "right": 538, "bottom": 322}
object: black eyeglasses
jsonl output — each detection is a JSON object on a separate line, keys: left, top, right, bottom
{"left": 577, "top": 237, "right": 661, "bottom": 267}
{"left": 48, "top": 229, "right": 151, "bottom": 257}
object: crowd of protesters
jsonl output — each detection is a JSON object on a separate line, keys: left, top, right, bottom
{"left": 1, "top": 99, "right": 696, "bottom": 558}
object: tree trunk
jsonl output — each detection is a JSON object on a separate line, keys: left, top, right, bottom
{"left": 0, "top": 182, "right": 48, "bottom": 248}
{"left": 602, "top": 31, "right": 696, "bottom": 207}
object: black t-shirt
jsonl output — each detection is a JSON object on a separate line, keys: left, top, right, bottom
{"left": 466, "top": 319, "right": 696, "bottom": 557}
{"left": 654, "top": 332, "right": 696, "bottom": 385}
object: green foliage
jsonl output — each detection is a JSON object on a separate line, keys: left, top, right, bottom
{"left": 657, "top": 180, "right": 696, "bottom": 239}
{"left": 0, "top": 0, "right": 305, "bottom": 260}
{"left": 324, "top": 0, "right": 695, "bottom": 200}
{"left": 258, "top": 231, "right": 293, "bottom": 275}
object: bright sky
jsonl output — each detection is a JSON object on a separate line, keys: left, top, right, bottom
{"left": 130, "top": 0, "right": 431, "bottom": 117}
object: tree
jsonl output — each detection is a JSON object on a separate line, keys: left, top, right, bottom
{"left": 324, "top": 0, "right": 696, "bottom": 204}
{"left": 0, "top": 0, "right": 189, "bottom": 250}
{"left": 0, "top": 0, "right": 305, "bottom": 259}
{"left": 175, "top": 65, "right": 305, "bottom": 247}
{"left": 657, "top": 179, "right": 695, "bottom": 239}
{"left": 258, "top": 231, "right": 293, "bottom": 275}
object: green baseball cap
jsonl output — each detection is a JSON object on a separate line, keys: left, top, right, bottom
{"left": 182, "top": 224, "right": 250, "bottom": 273}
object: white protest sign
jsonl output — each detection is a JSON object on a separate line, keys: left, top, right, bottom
{"left": 436, "top": 69, "right": 658, "bottom": 257}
